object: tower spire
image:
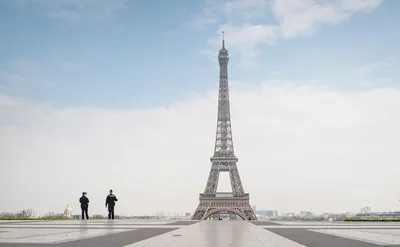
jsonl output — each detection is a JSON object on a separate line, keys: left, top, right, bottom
{"left": 222, "top": 31, "right": 225, "bottom": 48}
{"left": 218, "top": 31, "right": 228, "bottom": 58}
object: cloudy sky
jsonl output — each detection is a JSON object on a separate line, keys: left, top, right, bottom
{"left": 1, "top": 0, "right": 400, "bottom": 216}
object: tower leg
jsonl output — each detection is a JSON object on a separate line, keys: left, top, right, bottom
{"left": 229, "top": 167, "right": 244, "bottom": 194}
{"left": 204, "top": 168, "right": 219, "bottom": 194}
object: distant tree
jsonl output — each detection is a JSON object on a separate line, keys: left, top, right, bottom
{"left": 43, "top": 212, "right": 56, "bottom": 218}
{"left": 42, "top": 212, "right": 67, "bottom": 219}
{"left": 16, "top": 209, "right": 36, "bottom": 218}
{"left": 1, "top": 211, "right": 70, "bottom": 220}
{"left": 0, "top": 212, "right": 15, "bottom": 219}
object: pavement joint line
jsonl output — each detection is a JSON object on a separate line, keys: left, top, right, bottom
{"left": 1, "top": 221, "right": 400, "bottom": 247}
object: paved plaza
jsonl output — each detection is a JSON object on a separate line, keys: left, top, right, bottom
{"left": 1, "top": 220, "right": 400, "bottom": 246}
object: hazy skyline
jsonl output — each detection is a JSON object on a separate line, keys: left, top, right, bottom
{"left": 1, "top": 0, "right": 400, "bottom": 216}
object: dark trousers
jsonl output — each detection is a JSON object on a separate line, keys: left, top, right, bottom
{"left": 108, "top": 205, "right": 115, "bottom": 219}
{"left": 81, "top": 205, "right": 89, "bottom": 220}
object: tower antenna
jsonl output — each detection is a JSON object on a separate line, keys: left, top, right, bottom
{"left": 222, "top": 31, "right": 225, "bottom": 48}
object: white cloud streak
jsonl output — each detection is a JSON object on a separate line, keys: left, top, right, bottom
{"left": 1, "top": 83, "right": 400, "bottom": 216}
{"left": 22, "top": 0, "right": 132, "bottom": 22}
{"left": 0, "top": 59, "right": 42, "bottom": 85}
{"left": 196, "top": 0, "right": 383, "bottom": 66}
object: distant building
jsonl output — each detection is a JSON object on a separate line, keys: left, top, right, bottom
{"left": 360, "top": 206, "right": 371, "bottom": 213}
{"left": 300, "top": 211, "right": 314, "bottom": 218}
{"left": 283, "top": 213, "right": 295, "bottom": 217}
{"left": 156, "top": 211, "right": 165, "bottom": 217}
{"left": 256, "top": 210, "right": 278, "bottom": 217}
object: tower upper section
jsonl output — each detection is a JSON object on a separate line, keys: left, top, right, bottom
{"left": 213, "top": 31, "right": 235, "bottom": 159}
{"left": 218, "top": 32, "right": 229, "bottom": 66}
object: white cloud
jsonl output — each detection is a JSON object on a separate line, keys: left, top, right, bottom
{"left": 9, "top": 59, "right": 42, "bottom": 74}
{"left": 350, "top": 57, "right": 400, "bottom": 88}
{"left": 190, "top": 0, "right": 270, "bottom": 29}
{"left": 198, "top": 0, "right": 383, "bottom": 66}
{"left": 22, "top": 0, "right": 132, "bottom": 22}
{"left": 59, "top": 61, "right": 91, "bottom": 72}
{"left": 339, "top": 0, "right": 384, "bottom": 12}
{"left": 0, "top": 59, "right": 42, "bottom": 85}
{"left": 273, "top": 0, "right": 382, "bottom": 38}
{"left": 213, "top": 24, "right": 278, "bottom": 67}
{"left": 0, "top": 71, "right": 26, "bottom": 84}
{"left": 273, "top": 0, "right": 347, "bottom": 38}
{"left": 1, "top": 83, "right": 400, "bottom": 216}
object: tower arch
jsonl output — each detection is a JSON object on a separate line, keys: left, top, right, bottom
{"left": 202, "top": 208, "right": 247, "bottom": 220}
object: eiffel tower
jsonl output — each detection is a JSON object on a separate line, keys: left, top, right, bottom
{"left": 192, "top": 33, "right": 257, "bottom": 221}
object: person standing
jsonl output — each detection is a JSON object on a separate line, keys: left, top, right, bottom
{"left": 105, "top": 189, "right": 118, "bottom": 219}
{"left": 79, "top": 192, "right": 89, "bottom": 220}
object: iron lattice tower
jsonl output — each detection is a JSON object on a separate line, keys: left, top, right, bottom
{"left": 192, "top": 33, "right": 257, "bottom": 220}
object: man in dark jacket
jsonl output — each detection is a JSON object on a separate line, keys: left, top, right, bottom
{"left": 79, "top": 192, "right": 89, "bottom": 220}
{"left": 105, "top": 189, "right": 118, "bottom": 220}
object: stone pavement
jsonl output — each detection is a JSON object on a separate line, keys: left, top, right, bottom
{"left": 1, "top": 219, "right": 400, "bottom": 246}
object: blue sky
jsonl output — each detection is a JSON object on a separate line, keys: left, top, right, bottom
{"left": 1, "top": 0, "right": 399, "bottom": 109}
{"left": 1, "top": 0, "right": 400, "bottom": 215}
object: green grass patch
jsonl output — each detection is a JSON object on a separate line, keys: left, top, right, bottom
{"left": 0, "top": 217, "right": 74, "bottom": 221}
{"left": 345, "top": 218, "right": 400, "bottom": 222}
